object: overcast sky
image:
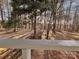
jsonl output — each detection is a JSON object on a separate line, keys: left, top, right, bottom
{"left": 64, "top": 0, "right": 79, "bottom": 9}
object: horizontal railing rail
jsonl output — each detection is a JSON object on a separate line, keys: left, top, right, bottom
{"left": 0, "top": 39, "right": 79, "bottom": 51}
{"left": 0, "top": 39, "right": 79, "bottom": 59}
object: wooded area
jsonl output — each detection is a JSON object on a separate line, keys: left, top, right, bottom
{"left": 0, "top": 0, "right": 79, "bottom": 39}
{"left": 0, "top": 0, "right": 79, "bottom": 59}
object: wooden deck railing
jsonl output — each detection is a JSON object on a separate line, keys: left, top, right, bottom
{"left": 0, "top": 39, "right": 79, "bottom": 59}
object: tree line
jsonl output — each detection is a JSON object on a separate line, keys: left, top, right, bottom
{"left": 0, "top": 0, "right": 79, "bottom": 38}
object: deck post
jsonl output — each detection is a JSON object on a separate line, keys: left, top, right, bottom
{"left": 22, "top": 49, "right": 31, "bottom": 59}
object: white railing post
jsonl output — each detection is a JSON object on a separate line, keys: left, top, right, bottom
{"left": 22, "top": 49, "right": 31, "bottom": 59}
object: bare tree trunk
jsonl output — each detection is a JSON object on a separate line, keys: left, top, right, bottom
{"left": 44, "top": 10, "right": 46, "bottom": 30}
{"left": 66, "top": 0, "right": 72, "bottom": 31}
{"left": 46, "top": 13, "right": 52, "bottom": 39}
{"left": 52, "top": 12, "right": 56, "bottom": 34}
{"left": 7, "top": 0, "right": 10, "bottom": 20}
{"left": 31, "top": 19, "right": 34, "bottom": 30}
{"left": 0, "top": 5, "right": 4, "bottom": 24}
{"left": 13, "top": 14, "right": 17, "bottom": 32}
{"left": 46, "top": 23, "right": 50, "bottom": 39}
{"left": 57, "top": 19, "right": 59, "bottom": 31}
{"left": 33, "top": 12, "right": 37, "bottom": 39}
{"left": 59, "top": 21, "right": 62, "bottom": 31}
